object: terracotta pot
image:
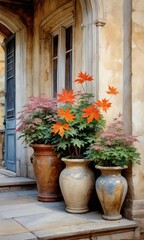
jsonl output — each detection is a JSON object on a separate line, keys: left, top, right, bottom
{"left": 30, "top": 144, "right": 63, "bottom": 202}
{"left": 95, "top": 165, "right": 128, "bottom": 220}
{"left": 59, "top": 158, "right": 95, "bottom": 213}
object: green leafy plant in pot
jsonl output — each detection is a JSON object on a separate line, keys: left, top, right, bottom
{"left": 16, "top": 94, "right": 63, "bottom": 202}
{"left": 51, "top": 72, "right": 118, "bottom": 213}
{"left": 86, "top": 113, "right": 141, "bottom": 220}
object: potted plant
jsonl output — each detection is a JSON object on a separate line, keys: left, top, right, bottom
{"left": 51, "top": 72, "right": 118, "bottom": 213}
{"left": 16, "top": 94, "right": 63, "bottom": 202}
{"left": 86, "top": 113, "right": 141, "bottom": 220}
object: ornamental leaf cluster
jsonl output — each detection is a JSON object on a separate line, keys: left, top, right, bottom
{"left": 16, "top": 95, "right": 57, "bottom": 144}
{"left": 51, "top": 72, "right": 118, "bottom": 158}
{"left": 86, "top": 113, "right": 141, "bottom": 167}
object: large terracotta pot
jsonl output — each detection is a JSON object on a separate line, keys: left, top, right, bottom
{"left": 59, "top": 158, "right": 95, "bottom": 213}
{"left": 30, "top": 144, "right": 63, "bottom": 202}
{"left": 95, "top": 165, "right": 128, "bottom": 220}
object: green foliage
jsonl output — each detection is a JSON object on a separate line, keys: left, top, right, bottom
{"left": 52, "top": 93, "right": 105, "bottom": 158}
{"left": 16, "top": 95, "right": 57, "bottom": 144}
{"left": 85, "top": 114, "right": 141, "bottom": 167}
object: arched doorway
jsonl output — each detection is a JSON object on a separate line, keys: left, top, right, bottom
{"left": 0, "top": 7, "right": 28, "bottom": 176}
{"left": 0, "top": 24, "right": 14, "bottom": 171}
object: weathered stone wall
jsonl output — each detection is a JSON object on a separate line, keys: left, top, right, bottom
{"left": 32, "top": 0, "right": 82, "bottom": 96}
{"left": 0, "top": 36, "right": 5, "bottom": 167}
{"left": 131, "top": 0, "right": 144, "bottom": 234}
{"left": 0, "top": 37, "right": 4, "bottom": 129}
{"left": 132, "top": 0, "right": 144, "bottom": 199}
{"left": 93, "top": 0, "right": 144, "bottom": 233}
{"left": 98, "top": 0, "right": 123, "bottom": 122}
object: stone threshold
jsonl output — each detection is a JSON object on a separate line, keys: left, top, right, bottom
{"left": 0, "top": 169, "right": 36, "bottom": 191}
{"left": 0, "top": 213, "right": 139, "bottom": 240}
{"left": 0, "top": 170, "right": 141, "bottom": 240}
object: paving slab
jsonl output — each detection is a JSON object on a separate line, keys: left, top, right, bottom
{"left": 15, "top": 211, "right": 137, "bottom": 239}
{"left": 0, "top": 202, "right": 57, "bottom": 219}
{"left": 0, "top": 176, "right": 36, "bottom": 186}
{"left": 0, "top": 169, "right": 17, "bottom": 177}
{"left": 0, "top": 219, "right": 29, "bottom": 237}
{"left": 0, "top": 232, "right": 37, "bottom": 240}
{"left": 0, "top": 179, "right": 139, "bottom": 240}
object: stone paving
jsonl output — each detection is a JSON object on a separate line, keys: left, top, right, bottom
{"left": 0, "top": 170, "right": 140, "bottom": 240}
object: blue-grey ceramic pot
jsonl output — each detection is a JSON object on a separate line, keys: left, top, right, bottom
{"left": 95, "top": 165, "right": 128, "bottom": 220}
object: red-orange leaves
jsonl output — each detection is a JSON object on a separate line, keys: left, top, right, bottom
{"left": 57, "top": 89, "right": 75, "bottom": 104}
{"left": 96, "top": 98, "right": 112, "bottom": 112}
{"left": 106, "top": 86, "right": 119, "bottom": 95}
{"left": 74, "top": 72, "right": 93, "bottom": 84}
{"left": 58, "top": 108, "right": 75, "bottom": 122}
{"left": 82, "top": 105, "right": 101, "bottom": 123}
{"left": 51, "top": 122, "right": 70, "bottom": 137}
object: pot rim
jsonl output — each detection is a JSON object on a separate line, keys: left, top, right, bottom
{"left": 29, "top": 143, "right": 54, "bottom": 149}
{"left": 95, "top": 165, "right": 128, "bottom": 170}
{"left": 61, "top": 158, "right": 93, "bottom": 163}
{"left": 29, "top": 144, "right": 53, "bottom": 148}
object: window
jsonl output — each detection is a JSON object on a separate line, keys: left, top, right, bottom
{"left": 52, "top": 25, "right": 73, "bottom": 97}
{"left": 52, "top": 35, "right": 58, "bottom": 96}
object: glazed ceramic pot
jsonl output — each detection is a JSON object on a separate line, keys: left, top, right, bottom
{"left": 30, "top": 144, "right": 63, "bottom": 202}
{"left": 95, "top": 165, "right": 128, "bottom": 220}
{"left": 59, "top": 158, "right": 95, "bottom": 213}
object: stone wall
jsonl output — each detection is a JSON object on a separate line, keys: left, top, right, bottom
{"left": 0, "top": 36, "right": 5, "bottom": 167}
{"left": 0, "top": 37, "right": 4, "bottom": 129}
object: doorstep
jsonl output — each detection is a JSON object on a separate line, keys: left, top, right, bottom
{"left": 0, "top": 189, "right": 140, "bottom": 240}
{"left": 0, "top": 169, "right": 36, "bottom": 192}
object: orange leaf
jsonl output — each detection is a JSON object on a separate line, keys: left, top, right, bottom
{"left": 57, "top": 89, "right": 75, "bottom": 104}
{"left": 82, "top": 105, "right": 101, "bottom": 123}
{"left": 58, "top": 108, "right": 75, "bottom": 122}
{"left": 51, "top": 122, "right": 70, "bottom": 137}
{"left": 106, "top": 86, "right": 119, "bottom": 95}
{"left": 74, "top": 72, "right": 93, "bottom": 84}
{"left": 96, "top": 98, "right": 112, "bottom": 112}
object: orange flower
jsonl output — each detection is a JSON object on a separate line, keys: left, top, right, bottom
{"left": 74, "top": 72, "right": 93, "bottom": 84}
{"left": 82, "top": 105, "right": 101, "bottom": 123}
{"left": 58, "top": 108, "right": 75, "bottom": 122}
{"left": 106, "top": 86, "right": 119, "bottom": 95}
{"left": 96, "top": 98, "right": 112, "bottom": 112}
{"left": 51, "top": 122, "right": 70, "bottom": 137}
{"left": 57, "top": 89, "right": 75, "bottom": 104}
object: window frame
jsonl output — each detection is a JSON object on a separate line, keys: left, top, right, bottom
{"left": 51, "top": 20, "right": 74, "bottom": 96}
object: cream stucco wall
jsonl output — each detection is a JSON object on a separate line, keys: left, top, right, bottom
{"left": 98, "top": 0, "right": 123, "bottom": 121}
{"left": 132, "top": 1, "right": 144, "bottom": 202}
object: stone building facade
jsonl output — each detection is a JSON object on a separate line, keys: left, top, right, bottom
{"left": 0, "top": 36, "right": 5, "bottom": 166}
{"left": 0, "top": 0, "right": 144, "bottom": 237}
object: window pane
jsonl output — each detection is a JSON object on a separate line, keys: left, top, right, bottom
{"left": 65, "top": 26, "right": 72, "bottom": 90}
{"left": 53, "top": 35, "right": 58, "bottom": 57}
{"left": 66, "top": 26, "right": 72, "bottom": 51}
{"left": 65, "top": 52, "right": 72, "bottom": 90}
{"left": 53, "top": 59, "right": 57, "bottom": 97}
{"left": 52, "top": 35, "right": 58, "bottom": 97}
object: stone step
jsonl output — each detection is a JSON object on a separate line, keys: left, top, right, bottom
{"left": 0, "top": 215, "right": 139, "bottom": 240}
{"left": 0, "top": 169, "right": 36, "bottom": 192}
{"left": 0, "top": 188, "right": 140, "bottom": 240}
